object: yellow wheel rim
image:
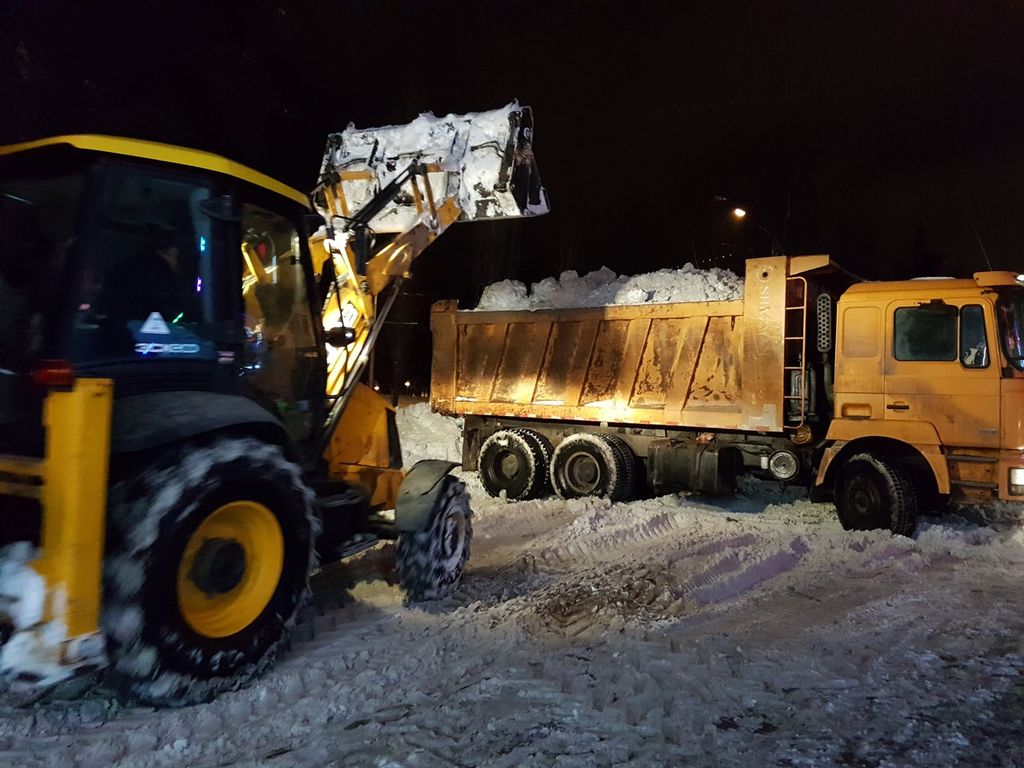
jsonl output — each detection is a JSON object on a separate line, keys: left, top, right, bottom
{"left": 176, "top": 500, "right": 284, "bottom": 639}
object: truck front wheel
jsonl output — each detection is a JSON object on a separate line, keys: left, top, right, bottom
{"left": 835, "top": 453, "right": 918, "bottom": 536}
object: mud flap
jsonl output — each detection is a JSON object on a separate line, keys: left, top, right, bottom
{"left": 395, "top": 460, "right": 460, "bottom": 532}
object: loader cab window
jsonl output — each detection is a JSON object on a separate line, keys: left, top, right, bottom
{"left": 71, "top": 165, "right": 218, "bottom": 362}
{"left": 0, "top": 173, "right": 85, "bottom": 369}
{"left": 239, "top": 202, "right": 319, "bottom": 441}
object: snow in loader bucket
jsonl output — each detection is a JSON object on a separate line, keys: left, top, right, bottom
{"left": 315, "top": 101, "right": 548, "bottom": 232}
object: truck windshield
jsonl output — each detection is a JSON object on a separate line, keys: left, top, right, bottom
{"left": 0, "top": 173, "right": 86, "bottom": 371}
{"left": 997, "top": 292, "right": 1024, "bottom": 371}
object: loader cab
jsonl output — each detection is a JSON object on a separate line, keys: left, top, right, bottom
{"left": 0, "top": 136, "right": 326, "bottom": 456}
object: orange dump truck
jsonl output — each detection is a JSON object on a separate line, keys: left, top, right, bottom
{"left": 431, "top": 254, "right": 1024, "bottom": 534}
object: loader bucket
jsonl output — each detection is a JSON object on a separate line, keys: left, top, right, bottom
{"left": 315, "top": 101, "right": 549, "bottom": 233}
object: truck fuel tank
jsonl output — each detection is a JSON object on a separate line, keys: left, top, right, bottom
{"left": 647, "top": 439, "right": 739, "bottom": 496}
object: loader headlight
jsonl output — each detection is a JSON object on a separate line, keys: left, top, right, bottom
{"left": 1009, "top": 468, "right": 1024, "bottom": 495}
{"left": 768, "top": 450, "right": 800, "bottom": 481}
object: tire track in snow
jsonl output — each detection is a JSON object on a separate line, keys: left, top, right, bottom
{"left": 689, "top": 537, "right": 809, "bottom": 605}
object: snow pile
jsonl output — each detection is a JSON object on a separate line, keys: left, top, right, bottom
{"left": 395, "top": 402, "right": 464, "bottom": 467}
{"left": 475, "top": 263, "right": 744, "bottom": 311}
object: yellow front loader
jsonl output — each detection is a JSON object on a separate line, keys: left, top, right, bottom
{"left": 0, "top": 103, "right": 547, "bottom": 703}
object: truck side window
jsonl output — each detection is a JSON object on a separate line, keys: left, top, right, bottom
{"left": 893, "top": 302, "right": 957, "bottom": 361}
{"left": 960, "top": 304, "right": 988, "bottom": 368}
{"left": 239, "top": 203, "right": 318, "bottom": 441}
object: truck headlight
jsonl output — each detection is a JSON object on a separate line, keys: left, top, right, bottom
{"left": 1010, "top": 468, "right": 1024, "bottom": 495}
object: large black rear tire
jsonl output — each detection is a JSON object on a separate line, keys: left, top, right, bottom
{"left": 597, "top": 434, "right": 637, "bottom": 502}
{"left": 103, "top": 436, "right": 316, "bottom": 705}
{"left": 478, "top": 428, "right": 551, "bottom": 500}
{"left": 550, "top": 432, "right": 632, "bottom": 501}
{"left": 835, "top": 453, "right": 918, "bottom": 536}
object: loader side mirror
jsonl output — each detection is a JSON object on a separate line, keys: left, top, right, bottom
{"left": 324, "top": 325, "right": 357, "bottom": 347}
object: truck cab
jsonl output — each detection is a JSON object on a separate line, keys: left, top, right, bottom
{"left": 824, "top": 271, "right": 1024, "bottom": 505}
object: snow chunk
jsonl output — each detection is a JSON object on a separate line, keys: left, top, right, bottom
{"left": 475, "top": 263, "right": 744, "bottom": 311}
{"left": 0, "top": 542, "right": 45, "bottom": 629}
{"left": 395, "top": 402, "right": 464, "bottom": 467}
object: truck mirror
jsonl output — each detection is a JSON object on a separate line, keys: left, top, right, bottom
{"left": 324, "top": 325, "right": 357, "bottom": 347}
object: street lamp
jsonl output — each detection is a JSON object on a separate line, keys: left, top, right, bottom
{"left": 726, "top": 202, "right": 781, "bottom": 255}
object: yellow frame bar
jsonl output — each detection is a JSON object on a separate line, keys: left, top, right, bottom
{"left": 33, "top": 378, "right": 113, "bottom": 640}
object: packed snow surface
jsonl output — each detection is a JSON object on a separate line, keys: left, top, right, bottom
{"left": 475, "top": 263, "right": 745, "bottom": 311}
{"left": 2, "top": 405, "right": 1024, "bottom": 767}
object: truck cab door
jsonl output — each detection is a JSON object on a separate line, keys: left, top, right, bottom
{"left": 884, "top": 299, "right": 1000, "bottom": 450}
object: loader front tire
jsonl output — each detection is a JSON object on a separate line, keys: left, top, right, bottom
{"left": 103, "top": 437, "right": 316, "bottom": 705}
{"left": 395, "top": 476, "right": 472, "bottom": 601}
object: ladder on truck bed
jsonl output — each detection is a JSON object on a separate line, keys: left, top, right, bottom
{"left": 782, "top": 275, "right": 810, "bottom": 436}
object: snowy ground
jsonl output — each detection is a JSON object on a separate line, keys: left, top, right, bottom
{"left": 2, "top": 409, "right": 1024, "bottom": 767}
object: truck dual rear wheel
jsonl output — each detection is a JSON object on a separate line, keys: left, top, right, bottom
{"left": 478, "top": 428, "right": 552, "bottom": 500}
{"left": 835, "top": 453, "right": 918, "bottom": 536}
{"left": 103, "top": 437, "right": 316, "bottom": 705}
{"left": 395, "top": 476, "right": 473, "bottom": 601}
{"left": 550, "top": 433, "right": 635, "bottom": 502}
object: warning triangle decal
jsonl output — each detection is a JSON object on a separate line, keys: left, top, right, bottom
{"left": 140, "top": 311, "right": 171, "bottom": 335}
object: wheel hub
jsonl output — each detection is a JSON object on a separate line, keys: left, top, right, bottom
{"left": 565, "top": 451, "right": 600, "bottom": 494}
{"left": 189, "top": 538, "right": 247, "bottom": 595}
{"left": 176, "top": 500, "right": 284, "bottom": 639}
{"left": 847, "top": 477, "right": 880, "bottom": 521}
{"left": 496, "top": 450, "right": 521, "bottom": 481}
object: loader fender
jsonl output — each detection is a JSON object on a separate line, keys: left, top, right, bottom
{"left": 395, "top": 460, "right": 460, "bottom": 532}
{"left": 111, "top": 391, "right": 289, "bottom": 454}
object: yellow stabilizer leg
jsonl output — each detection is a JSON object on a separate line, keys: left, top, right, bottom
{"left": 0, "top": 378, "right": 112, "bottom": 684}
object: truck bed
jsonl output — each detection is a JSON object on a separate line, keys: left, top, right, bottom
{"left": 431, "top": 256, "right": 832, "bottom": 434}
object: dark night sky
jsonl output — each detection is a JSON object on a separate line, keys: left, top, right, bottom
{"left": 4, "top": 1, "right": 1024, "bottom": 388}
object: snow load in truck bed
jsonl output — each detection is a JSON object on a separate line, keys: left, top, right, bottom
{"left": 474, "top": 263, "right": 744, "bottom": 311}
